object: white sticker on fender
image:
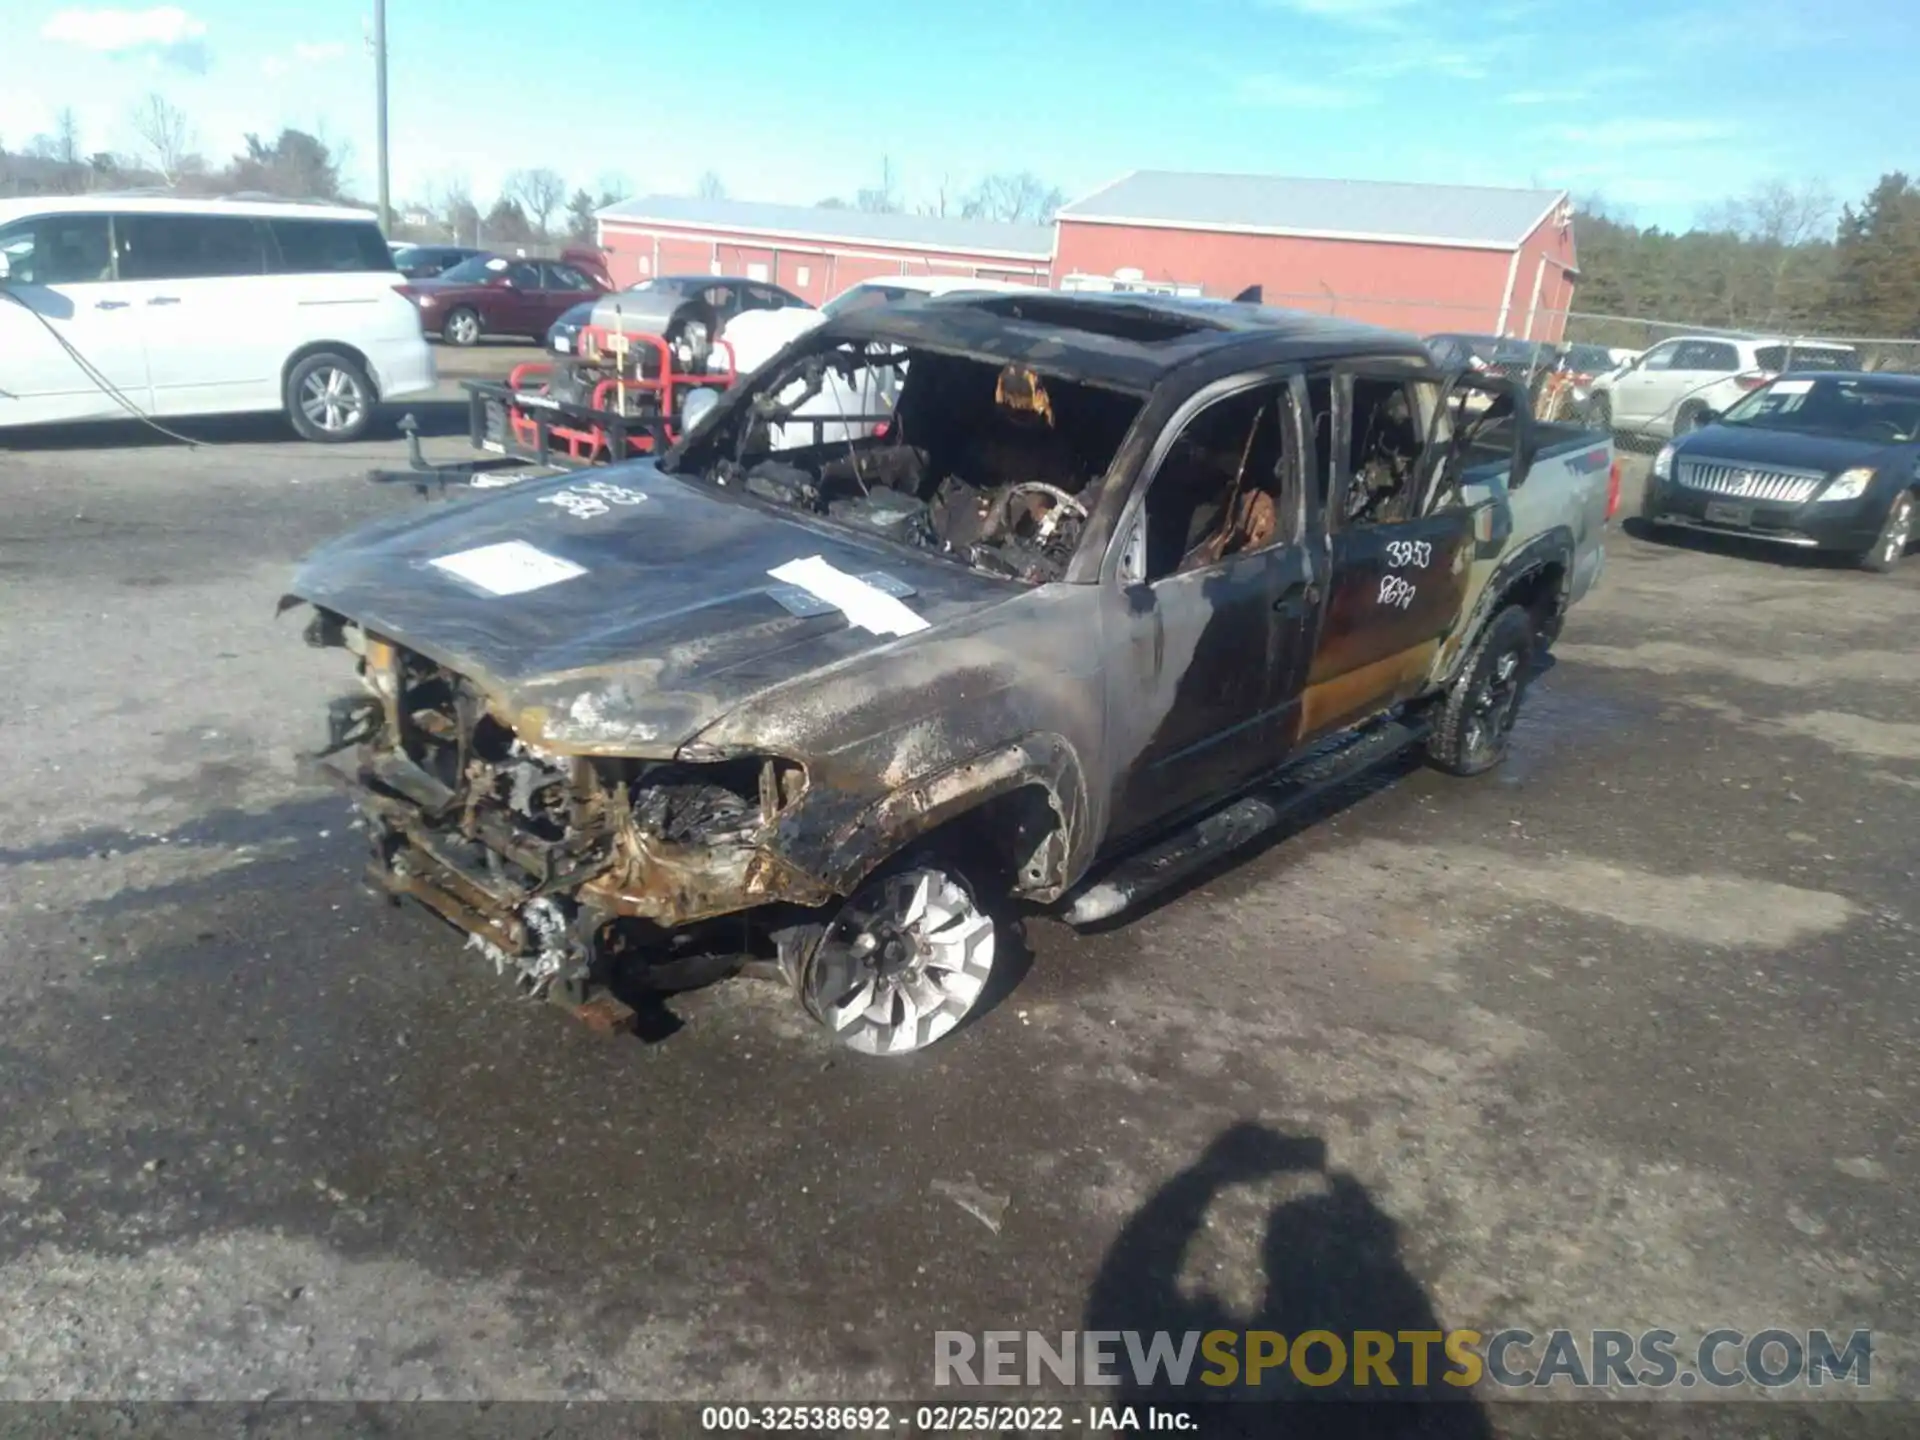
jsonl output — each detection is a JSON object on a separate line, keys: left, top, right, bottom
{"left": 430, "top": 540, "right": 585, "bottom": 596}
{"left": 767, "top": 555, "right": 929, "bottom": 637}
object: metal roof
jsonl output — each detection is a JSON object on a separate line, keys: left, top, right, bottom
{"left": 596, "top": 194, "right": 1055, "bottom": 260}
{"left": 1058, "top": 170, "right": 1567, "bottom": 251}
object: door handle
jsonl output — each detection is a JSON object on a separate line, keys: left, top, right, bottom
{"left": 1273, "top": 581, "right": 1321, "bottom": 613}
{"left": 94, "top": 300, "right": 129, "bottom": 310}
{"left": 147, "top": 296, "right": 182, "bottom": 306}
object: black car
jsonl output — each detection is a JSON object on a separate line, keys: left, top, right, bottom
{"left": 543, "top": 274, "right": 809, "bottom": 355}
{"left": 1641, "top": 371, "right": 1919, "bottom": 572}
{"left": 392, "top": 243, "right": 488, "bottom": 279}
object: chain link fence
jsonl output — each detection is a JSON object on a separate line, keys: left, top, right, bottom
{"left": 1566, "top": 311, "right": 1920, "bottom": 375}
{"left": 1230, "top": 288, "right": 1920, "bottom": 433}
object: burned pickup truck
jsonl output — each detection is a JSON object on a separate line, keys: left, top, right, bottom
{"left": 285, "top": 293, "right": 1616, "bottom": 1055}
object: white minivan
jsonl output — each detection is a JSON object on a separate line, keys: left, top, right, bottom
{"left": 0, "top": 196, "right": 435, "bottom": 443}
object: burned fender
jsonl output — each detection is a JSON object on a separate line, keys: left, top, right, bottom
{"left": 1434, "top": 527, "right": 1575, "bottom": 689}
{"left": 815, "top": 733, "right": 1090, "bottom": 902}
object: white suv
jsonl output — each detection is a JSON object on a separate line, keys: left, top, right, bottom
{"left": 1592, "top": 334, "right": 1858, "bottom": 440}
{"left": 0, "top": 196, "right": 435, "bottom": 443}
{"left": 723, "top": 273, "right": 1039, "bottom": 375}
{"left": 721, "top": 274, "right": 1042, "bottom": 449}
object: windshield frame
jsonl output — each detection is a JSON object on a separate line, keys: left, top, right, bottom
{"left": 1562, "top": 346, "right": 1617, "bottom": 372}
{"left": 661, "top": 326, "right": 1153, "bottom": 584}
{"left": 435, "top": 255, "right": 502, "bottom": 284}
{"left": 1717, "top": 374, "right": 1920, "bottom": 442}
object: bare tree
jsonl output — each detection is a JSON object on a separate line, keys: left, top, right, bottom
{"left": 695, "top": 170, "right": 726, "bottom": 202}
{"left": 54, "top": 108, "right": 82, "bottom": 171}
{"left": 919, "top": 173, "right": 953, "bottom": 219}
{"left": 130, "top": 93, "right": 194, "bottom": 185}
{"left": 594, "top": 171, "right": 632, "bottom": 207}
{"left": 857, "top": 157, "right": 902, "bottom": 214}
{"left": 429, "top": 178, "right": 480, "bottom": 245}
{"left": 506, "top": 167, "right": 567, "bottom": 238}
{"left": 1701, "top": 179, "right": 1840, "bottom": 328}
{"left": 25, "top": 110, "right": 87, "bottom": 192}
{"left": 960, "top": 171, "right": 1066, "bottom": 226}
{"left": 1742, "top": 179, "right": 1837, "bottom": 249}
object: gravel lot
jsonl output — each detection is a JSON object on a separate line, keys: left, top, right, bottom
{"left": 1, "top": 395, "right": 1915, "bottom": 1434}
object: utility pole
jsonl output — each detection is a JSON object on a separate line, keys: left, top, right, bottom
{"left": 373, "top": 0, "right": 390, "bottom": 233}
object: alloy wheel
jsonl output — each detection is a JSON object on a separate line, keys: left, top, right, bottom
{"left": 804, "top": 868, "right": 995, "bottom": 1056}
{"left": 1884, "top": 497, "right": 1913, "bottom": 565}
{"left": 1464, "top": 645, "right": 1524, "bottom": 763}
{"left": 298, "top": 364, "right": 367, "bottom": 435}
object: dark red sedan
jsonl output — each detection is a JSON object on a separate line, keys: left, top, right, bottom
{"left": 401, "top": 255, "right": 608, "bottom": 346}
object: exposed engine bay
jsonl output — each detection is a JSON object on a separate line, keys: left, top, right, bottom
{"left": 663, "top": 341, "right": 1144, "bottom": 584}
{"left": 319, "top": 628, "right": 823, "bottom": 1012}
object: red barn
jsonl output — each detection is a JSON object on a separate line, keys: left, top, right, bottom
{"left": 1054, "top": 171, "right": 1577, "bottom": 342}
{"left": 595, "top": 196, "right": 1054, "bottom": 306}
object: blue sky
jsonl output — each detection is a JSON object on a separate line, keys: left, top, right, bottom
{"left": 1, "top": 0, "right": 1908, "bottom": 230}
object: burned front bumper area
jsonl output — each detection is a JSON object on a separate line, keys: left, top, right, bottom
{"left": 310, "top": 618, "right": 830, "bottom": 1018}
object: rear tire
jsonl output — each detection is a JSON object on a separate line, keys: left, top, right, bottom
{"left": 285, "top": 351, "right": 374, "bottom": 444}
{"left": 1426, "top": 604, "right": 1536, "bottom": 777}
{"left": 442, "top": 307, "right": 481, "bottom": 346}
{"left": 1860, "top": 491, "right": 1914, "bottom": 573}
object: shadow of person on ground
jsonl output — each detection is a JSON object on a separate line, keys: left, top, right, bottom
{"left": 1084, "top": 1121, "right": 1493, "bottom": 1439}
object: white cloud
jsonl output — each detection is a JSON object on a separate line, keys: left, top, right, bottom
{"left": 1344, "top": 41, "right": 1505, "bottom": 81}
{"left": 1236, "top": 75, "right": 1374, "bottom": 109}
{"left": 1553, "top": 118, "right": 1739, "bottom": 147}
{"left": 1267, "top": 0, "right": 1417, "bottom": 22}
{"left": 40, "top": 5, "right": 205, "bottom": 51}
{"left": 260, "top": 40, "right": 344, "bottom": 79}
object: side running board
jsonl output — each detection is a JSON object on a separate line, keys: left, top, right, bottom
{"left": 1060, "top": 716, "right": 1428, "bottom": 927}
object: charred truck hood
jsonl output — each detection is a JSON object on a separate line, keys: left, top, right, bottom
{"left": 287, "top": 462, "right": 1024, "bottom": 755}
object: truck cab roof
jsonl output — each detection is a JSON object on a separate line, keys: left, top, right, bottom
{"left": 829, "top": 290, "right": 1432, "bottom": 393}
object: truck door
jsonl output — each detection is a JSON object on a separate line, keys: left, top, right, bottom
{"left": 1102, "top": 374, "right": 1320, "bottom": 842}
{"left": 1297, "top": 366, "right": 1480, "bottom": 739}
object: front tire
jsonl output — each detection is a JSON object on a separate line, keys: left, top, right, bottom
{"left": 1860, "top": 491, "right": 1914, "bottom": 573}
{"left": 1426, "top": 604, "right": 1536, "bottom": 777}
{"left": 798, "top": 862, "right": 999, "bottom": 1056}
{"left": 442, "top": 306, "right": 481, "bottom": 346}
{"left": 285, "top": 352, "right": 374, "bottom": 444}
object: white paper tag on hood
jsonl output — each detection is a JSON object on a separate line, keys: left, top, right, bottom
{"left": 767, "top": 555, "right": 929, "bottom": 637}
{"left": 431, "top": 540, "right": 585, "bottom": 596}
